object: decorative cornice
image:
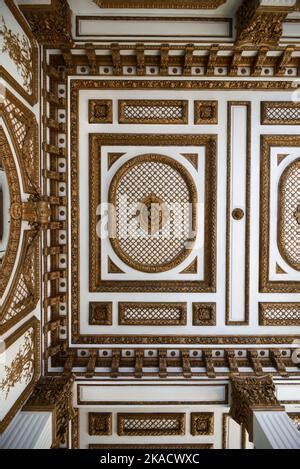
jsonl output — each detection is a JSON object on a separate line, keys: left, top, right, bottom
{"left": 20, "top": 0, "right": 72, "bottom": 47}
{"left": 229, "top": 375, "right": 284, "bottom": 441}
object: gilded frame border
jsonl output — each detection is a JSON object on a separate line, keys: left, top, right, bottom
{"left": 260, "top": 135, "right": 300, "bottom": 293}
{"left": 89, "top": 133, "right": 216, "bottom": 292}
{"left": 0, "top": 126, "right": 22, "bottom": 299}
{"left": 108, "top": 153, "right": 197, "bottom": 273}
{"left": 118, "top": 302, "right": 187, "bottom": 326}
{"left": 118, "top": 100, "right": 189, "bottom": 125}
{"left": 226, "top": 102, "right": 251, "bottom": 325}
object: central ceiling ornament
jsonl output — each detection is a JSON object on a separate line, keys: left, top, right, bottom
{"left": 136, "top": 193, "right": 170, "bottom": 235}
{"left": 108, "top": 154, "right": 197, "bottom": 273}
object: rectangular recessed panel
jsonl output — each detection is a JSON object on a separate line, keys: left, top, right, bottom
{"left": 259, "top": 303, "right": 300, "bottom": 326}
{"left": 226, "top": 102, "right": 251, "bottom": 324}
{"left": 78, "top": 384, "right": 228, "bottom": 405}
{"left": 118, "top": 302, "right": 187, "bottom": 325}
{"left": 118, "top": 100, "right": 188, "bottom": 124}
{"left": 117, "top": 413, "right": 185, "bottom": 436}
{"left": 261, "top": 102, "right": 300, "bottom": 125}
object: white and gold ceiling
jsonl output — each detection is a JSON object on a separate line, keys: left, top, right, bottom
{"left": 0, "top": 0, "right": 300, "bottom": 449}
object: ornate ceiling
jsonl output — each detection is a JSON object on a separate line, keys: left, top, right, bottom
{"left": 0, "top": 0, "right": 300, "bottom": 450}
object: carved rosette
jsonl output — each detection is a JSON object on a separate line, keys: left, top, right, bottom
{"left": 23, "top": 374, "right": 75, "bottom": 448}
{"left": 229, "top": 375, "right": 284, "bottom": 441}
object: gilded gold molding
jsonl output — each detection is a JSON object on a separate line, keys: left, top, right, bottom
{"left": 87, "top": 132, "right": 216, "bottom": 295}
{"left": 108, "top": 153, "right": 197, "bottom": 273}
{"left": 226, "top": 102, "right": 251, "bottom": 325}
{"left": 0, "top": 230, "right": 40, "bottom": 334}
{"left": 278, "top": 159, "right": 300, "bottom": 272}
{"left": 0, "top": 127, "right": 22, "bottom": 300}
{"left": 261, "top": 102, "right": 300, "bottom": 125}
{"left": 118, "top": 302, "right": 187, "bottom": 326}
{"left": 259, "top": 303, "right": 300, "bottom": 326}
{"left": 88, "top": 413, "right": 112, "bottom": 436}
{"left": 229, "top": 375, "right": 283, "bottom": 441}
{"left": 118, "top": 100, "right": 189, "bottom": 125}
{"left": 192, "top": 303, "right": 216, "bottom": 326}
{"left": 20, "top": 0, "right": 72, "bottom": 47}
{"left": 0, "top": 317, "right": 40, "bottom": 434}
{"left": 190, "top": 413, "right": 214, "bottom": 436}
{"left": 89, "top": 100, "right": 113, "bottom": 124}
{"left": 117, "top": 413, "right": 185, "bottom": 436}
{"left": 260, "top": 135, "right": 300, "bottom": 293}
{"left": 89, "top": 302, "right": 113, "bottom": 326}
{"left": 194, "top": 101, "right": 218, "bottom": 125}
{"left": 235, "top": 0, "right": 293, "bottom": 47}
{"left": 0, "top": 89, "right": 39, "bottom": 193}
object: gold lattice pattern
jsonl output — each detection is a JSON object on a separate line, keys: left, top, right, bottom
{"left": 114, "top": 158, "right": 192, "bottom": 270}
{"left": 279, "top": 161, "right": 300, "bottom": 270}
{"left": 118, "top": 414, "right": 185, "bottom": 436}
{"left": 259, "top": 304, "right": 300, "bottom": 326}
{"left": 3, "top": 95, "right": 37, "bottom": 190}
{"left": 119, "top": 303, "right": 186, "bottom": 325}
{"left": 119, "top": 100, "right": 188, "bottom": 124}
{"left": 267, "top": 107, "right": 300, "bottom": 122}
{"left": 1, "top": 234, "right": 37, "bottom": 325}
{"left": 124, "top": 105, "right": 184, "bottom": 121}
{"left": 125, "top": 306, "right": 181, "bottom": 321}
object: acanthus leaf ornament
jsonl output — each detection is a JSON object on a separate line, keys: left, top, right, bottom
{"left": 229, "top": 375, "right": 284, "bottom": 441}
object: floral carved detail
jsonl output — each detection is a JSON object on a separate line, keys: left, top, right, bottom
{"left": 235, "top": 0, "right": 291, "bottom": 47}
{"left": 190, "top": 413, "right": 214, "bottom": 436}
{"left": 0, "top": 19, "right": 33, "bottom": 93}
{"left": 89, "top": 413, "right": 112, "bottom": 436}
{"left": 230, "top": 375, "right": 284, "bottom": 440}
{"left": 20, "top": 0, "right": 72, "bottom": 47}
{"left": 0, "top": 329, "right": 34, "bottom": 399}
